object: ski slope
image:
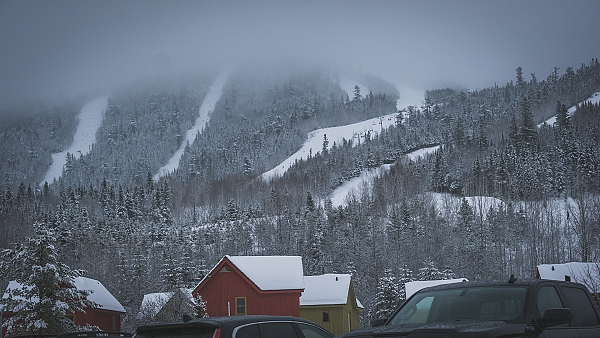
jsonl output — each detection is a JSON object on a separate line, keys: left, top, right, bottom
{"left": 329, "top": 145, "right": 440, "bottom": 207}
{"left": 42, "top": 95, "right": 109, "bottom": 185}
{"left": 154, "top": 70, "right": 230, "bottom": 181}
{"left": 538, "top": 91, "right": 600, "bottom": 128}
{"left": 261, "top": 78, "right": 424, "bottom": 182}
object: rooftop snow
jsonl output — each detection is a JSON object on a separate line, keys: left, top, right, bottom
{"left": 300, "top": 274, "right": 362, "bottom": 308}
{"left": 3, "top": 277, "right": 125, "bottom": 313}
{"left": 538, "top": 262, "right": 600, "bottom": 285}
{"left": 225, "top": 255, "right": 304, "bottom": 291}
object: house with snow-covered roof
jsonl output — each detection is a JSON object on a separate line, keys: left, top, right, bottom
{"left": 300, "top": 274, "right": 363, "bottom": 336}
{"left": 138, "top": 288, "right": 195, "bottom": 324}
{"left": 1, "top": 277, "right": 125, "bottom": 337}
{"left": 191, "top": 255, "right": 304, "bottom": 317}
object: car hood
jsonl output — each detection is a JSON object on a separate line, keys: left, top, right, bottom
{"left": 342, "top": 322, "right": 530, "bottom": 338}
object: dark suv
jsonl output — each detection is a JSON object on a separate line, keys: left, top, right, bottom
{"left": 341, "top": 279, "right": 600, "bottom": 338}
{"left": 134, "top": 316, "right": 334, "bottom": 338}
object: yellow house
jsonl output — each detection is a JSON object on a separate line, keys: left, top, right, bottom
{"left": 300, "top": 274, "right": 363, "bottom": 336}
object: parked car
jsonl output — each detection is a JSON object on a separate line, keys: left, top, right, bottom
{"left": 340, "top": 278, "right": 600, "bottom": 338}
{"left": 134, "top": 315, "right": 334, "bottom": 338}
{"left": 12, "top": 332, "right": 132, "bottom": 338}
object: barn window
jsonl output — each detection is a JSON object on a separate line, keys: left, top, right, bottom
{"left": 65, "top": 314, "right": 75, "bottom": 322}
{"left": 322, "top": 311, "right": 329, "bottom": 322}
{"left": 112, "top": 315, "right": 117, "bottom": 330}
{"left": 220, "top": 266, "right": 231, "bottom": 272}
{"left": 236, "top": 297, "right": 246, "bottom": 316}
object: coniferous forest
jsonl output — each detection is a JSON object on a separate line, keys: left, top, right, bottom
{"left": 1, "top": 59, "right": 600, "bottom": 328}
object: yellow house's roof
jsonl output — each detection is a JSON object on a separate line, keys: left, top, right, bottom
{"left": 300, "top": 274, "right": 362, "bottom": 308}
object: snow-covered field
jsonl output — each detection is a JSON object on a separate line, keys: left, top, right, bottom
{"left": 153, "top": 70, "right": 230, "bottom": 181}
{"left": 42, "top": 95, "right": 108, "bottom": 185}
{"left": 538, "top": 91, "right": 600, "bottom": 128}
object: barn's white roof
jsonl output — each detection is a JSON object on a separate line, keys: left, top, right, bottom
{"left": 300, "top": 274, "right": 363, "bottom": 308}
{"left": 200, "top": 255, "right": 304, "bottom": 291}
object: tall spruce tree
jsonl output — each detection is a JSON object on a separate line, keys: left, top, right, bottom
{"left": 375, "top": 268, "right": 400, "bottom": 319}
{"left": 0, "top": 221, "right": 95, "bottom": 336}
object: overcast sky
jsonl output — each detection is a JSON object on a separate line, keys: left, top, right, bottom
{"left": 1, "top": 0, "right": 600, "bottom": 109}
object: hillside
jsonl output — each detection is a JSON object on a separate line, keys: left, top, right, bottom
{"left": 1, "top": 60, "right": 600, "bottom": 328}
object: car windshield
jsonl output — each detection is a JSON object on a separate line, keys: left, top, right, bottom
{"left": 136, "top": 327, "right": 215, "bottom": 338}
{"left": 388, "top": 286, "right": 528, "bottom": 325}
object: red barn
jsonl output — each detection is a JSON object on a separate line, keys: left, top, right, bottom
{"left": 192, "top": 256, "right": 304, "bottom": 317}
{"left": 1, "top": 277, "right": 125, "bottom": 338}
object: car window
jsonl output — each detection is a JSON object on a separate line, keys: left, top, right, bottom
{"left": 259, "top": 322, "right": 298, "bottom": 338}
{"left": 537, "top": 286, "right": 564, "bottom": 318}
{"left": 561, "top": 286, "right": 600, "bottom": 327}
{"left": 136, "top": 327, "right": 215, "bottom": 338}
{"left": 389, "top": 295, "right": 434, "bottom": 324}
{"left": 235, "top": 323, "right": 260, "bottom": 338}
{"left": 389, "top": 286, "right": 527, "bottom": 325}
{"left": 296, "top": 323, "right": 332, "bottom": 338}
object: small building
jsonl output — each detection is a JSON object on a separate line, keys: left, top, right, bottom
{"left": 1, "top": 277, "right": 125, "bottom": 337}
{"left": 300, "top": 274, "right": 363, "bottom": 336}
{"left": 537, "top": 262, "right": 600, "bottom": 301}
{"left": 192, "top": 255, "right": 304, "bottom": 317}
{"left": 138, "top": 288, "right": 195, "bottom": 324}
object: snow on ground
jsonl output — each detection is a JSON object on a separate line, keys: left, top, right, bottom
{"left": 394, "top": 82, "right": 424, "bottom": 111}
{"left": 429, "top": 192, "right": 504, "bottom": 218}
{"left": 538, "top": 91, "right": 600, "bottom": 128}
{"left": 154, "top": 69, "right": 230, "bottom": 181}
{"left": 330, "top": 164, "right": 393, "bottom": 207}
{"left": 42, "top": 95, "right": 108, "bottom": 185}
{"left": 261, "top": 78, "right": 427, "bottom": 202}
{"left": 261, "top": 113, "right": 398, "bottom": 181}
{"left": 330, "top": 146, "right": 440, "bottom": 207}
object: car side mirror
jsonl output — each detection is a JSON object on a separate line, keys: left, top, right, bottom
{"left": 535, "top": 308, "right": 573, "bottom": 329}
{"left": 370, "top": 318, "right": 387, "bottom": 327}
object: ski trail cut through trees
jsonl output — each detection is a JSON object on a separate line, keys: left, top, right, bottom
{"left": 153, "top": 70, "right": 230, "bottom": 181}
{"left": 41, "top": 95, "right": 109, "bottom": 185}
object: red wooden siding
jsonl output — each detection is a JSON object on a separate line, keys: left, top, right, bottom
{"left": 75, "top": 308, "right": 121, "bottom": 331}
{"left": 1, "top": 309, "right": 121, "bottom": 338}
{"left": 192, "top": 259, "right": 302, "bottom": 317}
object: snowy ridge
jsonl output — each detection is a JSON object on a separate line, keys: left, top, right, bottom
{"left": 42, "top": 95, "right": 109, "bottom": 185}
{"left": 538, "top": 91, "right": 600, "bottom": 128}
{"left": 154, "top": 69, "right": 231, "bottom": 181}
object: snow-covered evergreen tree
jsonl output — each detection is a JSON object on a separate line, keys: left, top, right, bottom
{"left": 374, "top": 268, "right": 399, "bottom": 319}
{"left": 417, "top": 257, "right": 442, "bottom": 281}
{"left": 0, "top": 221, "right": 95, "bottom": 336}
{"left": 193, "top": 294, "right": 209, "bottom": 318}
{"left": 397, "top": 264, "right": 415, "bottom": 301}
